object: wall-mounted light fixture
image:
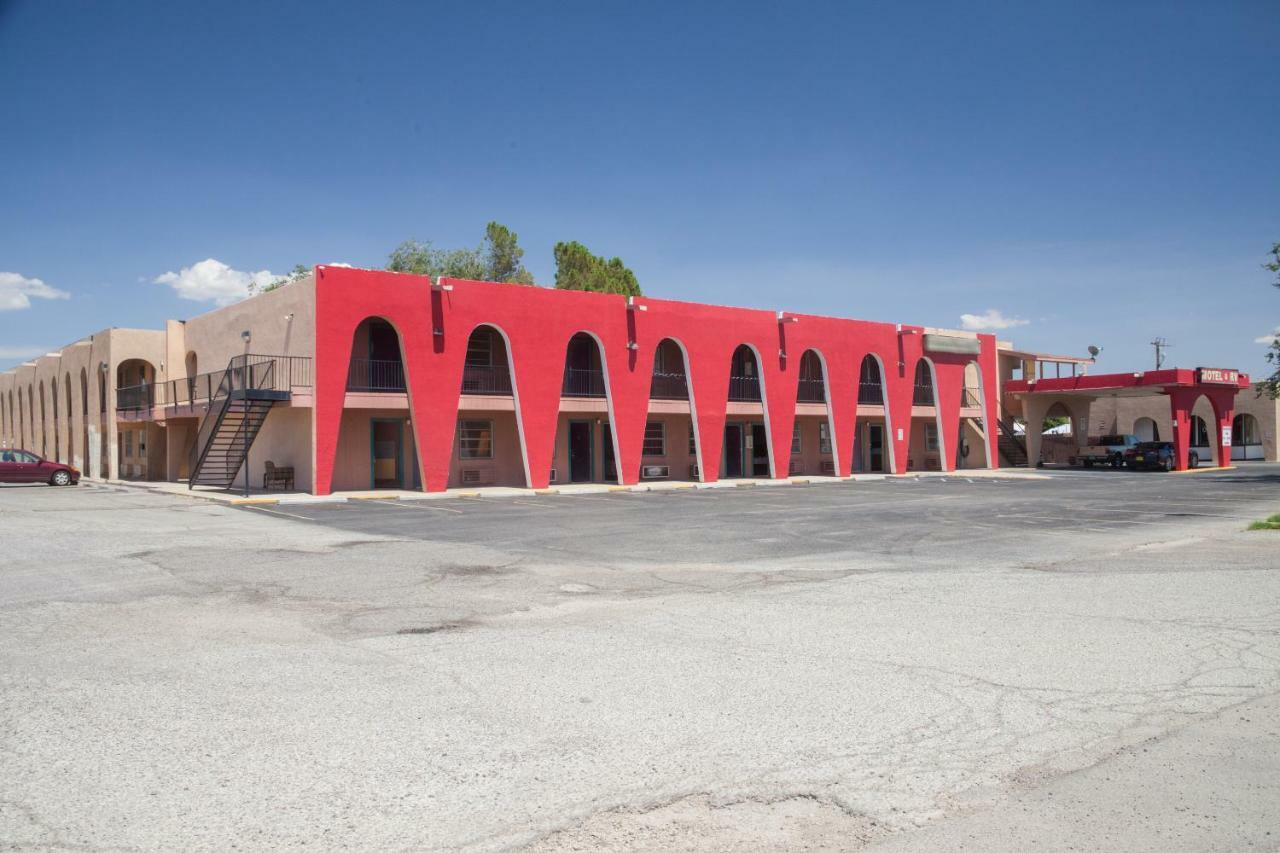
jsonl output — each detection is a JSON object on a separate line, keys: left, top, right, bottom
{"left": 627, "top": 297, "right": 647, "bottom": 312}
{"left": 432, "top": 278, "right": 454, "bottom": 292}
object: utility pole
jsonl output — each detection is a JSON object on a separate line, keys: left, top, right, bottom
{"left": 1150, "top": 337, "right": 1170, "bottom": 370}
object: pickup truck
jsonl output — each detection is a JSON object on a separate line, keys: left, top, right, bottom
{"left": 1069, "top": 434, "right": 1141, "bottom": 468}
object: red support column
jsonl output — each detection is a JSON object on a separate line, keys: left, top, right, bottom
{"left": 1208, "top": 389, "right": 1236, "bottom": 469}
{"left": 1166, "top": 388, "right": 1196, "bottom": 471}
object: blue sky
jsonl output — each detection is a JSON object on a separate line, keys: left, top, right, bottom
{"left": 1, "top": 0, "right": 1277, "bottom": 373}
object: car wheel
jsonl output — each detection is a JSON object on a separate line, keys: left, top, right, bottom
{"left": 50, "top": 470, "right": 71, "bottom": 486}
{"left": 1084, "top": 459, "right": 1093, "bottom": 468}
{"left": 1188, "top": 452, "right": 1199, "bottom": 469}
{"left": 1160, "top": 458, "right": 1171, "bottom": 473}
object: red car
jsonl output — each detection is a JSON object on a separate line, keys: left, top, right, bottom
{"left": 0, "top": 449, "right": 80, "bottom": 486}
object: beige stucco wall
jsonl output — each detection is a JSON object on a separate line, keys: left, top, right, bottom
{"left": 1089, "top": 386, "right": 1277, "bottom": 462}
{"left": 180, "top": 277, "right": 316, "bottom": 379}
{"left": 0, "top": 327, "right": 167, "bottom": 480}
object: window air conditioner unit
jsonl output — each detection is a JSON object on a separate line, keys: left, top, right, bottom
{"left": 821, "top": 460, "right": 836, "bottom": 475}
{"left": 689, "top": 463, "right": 700, "bottom": 478}
{"left": 788, "top": 459, "right": 802, "bottom": 475}
{"left": 641, "top": 465, "right": 670, "bottom": 480}
{"left": 461, "top": 469, "right": 482, "bottom": 484}
{"left": 549, "top": 468, "right": 557, "bottom": 483}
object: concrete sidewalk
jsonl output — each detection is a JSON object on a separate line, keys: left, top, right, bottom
{"left": 99, "top": 467, "right": 1050, "bottom": 506}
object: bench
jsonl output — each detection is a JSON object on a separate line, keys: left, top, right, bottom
{"left": 262, "top": 460, "right": 295, "bottom": 491}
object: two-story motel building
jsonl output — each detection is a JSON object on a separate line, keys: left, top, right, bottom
{"left": 0, "top": 266, "right": 1268, "bottom": 494}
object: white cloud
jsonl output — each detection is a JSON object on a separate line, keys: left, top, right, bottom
{"left": 0, "top": 345, "right": 50, "bottom": 360}
{"left": 0, "top": 272, "right": 70, "bottom": 311}
{"left": 959, "top": 308, "right": 1030, "bottom": 331}
{"left": 1255, "top": 327, "right": 1280, "bottom": 346}
{"left": 153, "top": 258, "right": 277, "bottom": 306}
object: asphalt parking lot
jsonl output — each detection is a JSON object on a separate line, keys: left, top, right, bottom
{"left": 2, "top": 466, "right": 1279, "bottom": 851}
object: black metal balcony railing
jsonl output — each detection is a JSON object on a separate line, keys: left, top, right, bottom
{"left": 913, "top": 382, "right": 935, "bottom": 406}
{"left": 116, "top": 382, "right": 154, "bottom": 411}
{"left": 116, "top": 356, "right": 312, "bottom": 413}
{"left": 649, "top": 371, "right": 689, "bottom": 400}
{"left": 562, "top": 367, "right": 606, "bottom": 397}
{"left": 858, "top": 381, "right": 884, "bottom": 405}
{"left": 461, "top": 363, "right": 512, "bottom": 396}
{"left": 348, "top": 359, "right": 406, "bottom": 392}
{"left": 796, "top": 377, "right": 825, "bottom": 403}
{"left": 728, "top": 374, "right": 761, "bottom": 402}
{"left": 962, "top": 388, "right": 983, "bottom": 408}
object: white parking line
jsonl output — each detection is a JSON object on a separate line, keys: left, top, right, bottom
{"left": 370, "top": 500, "right": 464, "bottom": 514}
{"left": 242, "top": 505, "right": 316, "bottom": 521}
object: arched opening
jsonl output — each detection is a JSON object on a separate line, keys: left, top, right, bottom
{"left": 1133, "top": 416, "right": 1160, "bottom": 442}
{"left": 333, "top": 317, "right": 413, "bottom": 491}
{"left": 1037, "top": 401, "right": 1076, "bottom": 465}
{"left": 1232, "top": 413, "right": 1263, "bottom": 461}
{"left": 18, "top": 389, "right": 26, "bottom": 449}
{"left": 347, "top": 318, "right": 405, "bottom": 392}
{"left": 792, "top": 349, "right": 835, "bottom": 476}
{"left": 854, "top": 354, "right": 891, "bottom": 472}
{"left": 97, "top": 370, "right": 107, "bottom": 478}
{"left": 80, "top": 368, "right": 89, "bottom": 474}
{"left": 38, "top": 381, "right": 47, "bottom": 457}
{"left": 185, "top": 351, "right": 199, "bottom": 401}
{"left": 956, "top": 361, "right": 991, "bottom": 469}
{"left": 115, "top": 359, "right": 158, "bottom": 480}
{"left": 554, "top": 332, "right": 621, "bottom": 484}
{"left": 452, "top": 324, "right": 525, "bottom": 489}
{"left": 723, "top": 344, "right": 770, "bottom": 478}
{"left": 907, "top": 359, "right": 945, "bottom": 471}
{"left": 27, "top": 386, "right": 35, "bottom": 451}
{"left": 1189, "top": 414, "right": 1211, "bottom": 466}
{"left": 64, "top": 373, "right": 73, "bottom": 466}
{"left": 645, "top": 337, "right": 700, "bottom": 483}
{"left": 51, "top": 377, "right": 60, "bottom": 464}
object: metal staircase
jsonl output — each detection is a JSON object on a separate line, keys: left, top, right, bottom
{"left": 189, "top": 355, "right": 307, "bottom": 490}
{"left": 995, "top": 418, "right": 1029, "bottom": 467}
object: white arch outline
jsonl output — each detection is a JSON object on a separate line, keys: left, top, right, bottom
{"left": 651, "top": 336, "right": 702, "bottom": 481}
{"left": 797, "top": 348, "right": 840, "bottom": 477}
{"left": 858, "top": 352, "right": 896, "bottom": 474}
{"left": 729, "top": 343, "right": 775, "bottom": 478}
{"left": 915, "top": 357, "right": 947, "bottom": 472}
{"left": 462, "top": 322, "right": 533, "bottom": 488}
{"left": 565, "top": 329, "right": 623, "bottom": 485}
{"left": 963, "top": 359, "right": 993, "bottom": 469}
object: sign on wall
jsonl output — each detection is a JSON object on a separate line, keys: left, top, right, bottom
{"left": 1222, "top": 426, "right": 1232, "bottom": 446}
{"left": 1197, "top": 368, "right": 1239, "bottom": 385}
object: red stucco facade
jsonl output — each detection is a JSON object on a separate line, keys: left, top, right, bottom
{"left": 311, "top": 266, "right": 1001, "bottom": 495}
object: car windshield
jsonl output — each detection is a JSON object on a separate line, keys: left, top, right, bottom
{"left": 1136, "top": 442, "right": 1166, "bottom": 450}
{"left": 1098, "top": 436, "right": 1126, "bottom": 444}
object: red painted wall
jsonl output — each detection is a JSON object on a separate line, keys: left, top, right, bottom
{"left": 312, "top": 267, "right": 1001, "bottom": 494}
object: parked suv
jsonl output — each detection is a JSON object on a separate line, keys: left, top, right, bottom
{"left": 1124, "top": 441, "right": 1197, "bottom": 472}
{"left": 0, "top": 449, "right": 80, "bottom": 485}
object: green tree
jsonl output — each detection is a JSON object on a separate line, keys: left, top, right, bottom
{"left": 386, "top": 222, "right": 534, "bottom": 284}
{"left": 252, "top": 263, "right": 310, "bottom": 295}
{"left": 552, "top": 241, "right": 641, "bottom": 296}
{"left": 1262, "top": 242, "right": 1280, "bottom": 400}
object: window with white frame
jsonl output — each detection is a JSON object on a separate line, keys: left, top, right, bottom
{"left": 925, "top": 423, "right": 939, "bottom": 452}
{"left": 457, "top": 419, "right": 494, "bottom": 459}
{"left": 642, "top": 421, "right": 666, "bottom": 457}
{"left": 819, "top": 422, "right": 832, "bottom": 454}
{"left": 791, "top": 424, "right": 802, "bottom": 455}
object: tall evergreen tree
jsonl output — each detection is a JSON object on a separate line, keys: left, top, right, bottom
{"left": 552, "top": 241, "right": 641, "bottom": 296}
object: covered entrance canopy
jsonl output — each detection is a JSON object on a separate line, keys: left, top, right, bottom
{"left": 1004, "top": 367, "right": 1248, "bottom": 471}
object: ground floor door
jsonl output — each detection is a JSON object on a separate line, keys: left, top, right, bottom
{"left": 568, "top": 420, "right": 593, "bottom": 482}
{"left": 370, "top": 419, "right": 403, "bottom": 489}
{"left": 867, "top": 423, "right": 885, "bottom": 472}
{"left": 723, "top": 423, "right": 744, "bottom": 478}
{"left": 750, "top": 423, "right": 770, "bottom": 476}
